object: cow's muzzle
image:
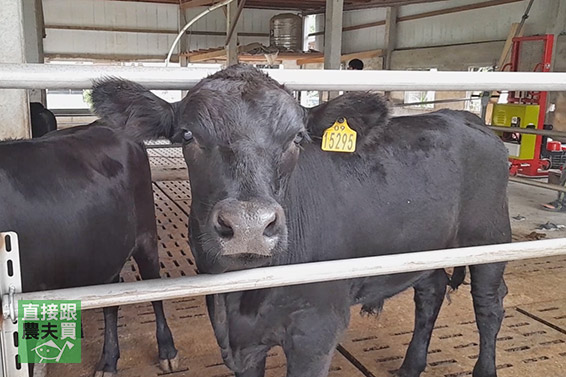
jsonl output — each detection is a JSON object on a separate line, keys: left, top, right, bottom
{"left": 210, "top": 198, "right": 286, "bottom": 258}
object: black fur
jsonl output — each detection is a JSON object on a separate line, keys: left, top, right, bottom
{"left": 29, "top": 102, "right": 57, "bottom": 138}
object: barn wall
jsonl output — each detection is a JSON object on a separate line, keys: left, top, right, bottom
{"left": 42, "top": 0, "right": 179, "bottom": 60}
{"left": 395, "top": 0, "right": 551, "bottom": 49}
{"left": 41, "top": 0, "right": 295, "bottom": 61}
{"left": 313, "top": 0, "right": 562, "bottom": 71}
{"left": 36, "top": 0, "right": 566, "bottom": 71}
{"left": 341, "top": 8, "right": 387, "bottom": 54}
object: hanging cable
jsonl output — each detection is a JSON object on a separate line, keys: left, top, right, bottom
{"left": 165, "top": 0, "right": 237, "bottom": 67}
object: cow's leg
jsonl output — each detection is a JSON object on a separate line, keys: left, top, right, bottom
{"left": 283, "top": 311, "right": 347, "bottom": 377}
{"left": 469, "top": 262, "right": 507, "bottom": 377}
{"left": 133, "top": 244, "right": 179, "bottom": 372}
{"left": 94, "top": 305, "right": 120, "bottom": 377}
{"left": 285, "top": 344, "right": 335, "bottom": 377}
{"left": 397, "top": 269, "right": 448, "bottom": 377}
{"left": 235, "top": 355, "right": 267, "bottom": 377}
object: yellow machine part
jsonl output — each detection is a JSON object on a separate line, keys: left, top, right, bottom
{"left": 491, "top": 104, "right": 540, "bottom": 160}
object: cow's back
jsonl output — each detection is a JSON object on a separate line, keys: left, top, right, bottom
{"left": 0, "top": 125, "right": 154, "bottom": 292}
{"left": 284, "top": 109, "right": 510, "bottom": 264}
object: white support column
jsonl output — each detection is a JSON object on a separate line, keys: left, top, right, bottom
{"left": 0, "top": 0, "right": 30, "bottom": 140}
{"left": 323, "top": 0, "right": 343, "bottom": 100}
{"left": 226, "top": 1, "right": 238, "bottom": 66}
{"left": 22, "top": 0, "right": 45, "bottom": 105}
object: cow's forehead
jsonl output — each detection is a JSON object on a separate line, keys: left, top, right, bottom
{"left": 182, "top": 83, "right": 305, "bottom": 147}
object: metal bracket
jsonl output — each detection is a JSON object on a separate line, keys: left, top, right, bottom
{"left": 0, "top": 232, "right": 29, "bottom": 377}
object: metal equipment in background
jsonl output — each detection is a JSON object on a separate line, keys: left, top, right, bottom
{"left": 491, "top": 34, "right": 554, "bottom": 177}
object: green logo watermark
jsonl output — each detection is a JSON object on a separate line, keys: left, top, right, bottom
{"left": 18, "top": 300, "right": 81, "bottom": 363}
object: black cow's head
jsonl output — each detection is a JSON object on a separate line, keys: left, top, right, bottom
{"left": 92, "top": 64, "right": 308, "bottom": 273}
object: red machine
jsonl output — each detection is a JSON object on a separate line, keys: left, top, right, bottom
{"left": 498, "top": 34, "right": 554, "bottom": 176}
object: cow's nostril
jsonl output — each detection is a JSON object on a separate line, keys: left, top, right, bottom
{"left": 215, "top": 214, "right": 235, "bottom": 239}
{"left": 263, "top": 213, "right": 279, "bottom": 238}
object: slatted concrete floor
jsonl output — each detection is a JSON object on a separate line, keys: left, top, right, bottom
{"left": 46, "top": 155, "right": 566, "bottom": 377}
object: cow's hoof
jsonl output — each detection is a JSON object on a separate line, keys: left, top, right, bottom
{"left": 93, "top": 371, "right": 117, "bottom": 377}
{"left": 394, "top": 368, "right": 422, "bottom": 377}
{"left": 159, "top": 354, "right": 181, "bottom": 372}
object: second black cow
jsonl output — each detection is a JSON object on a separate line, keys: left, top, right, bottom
{"left": 0, "top": 124, "right": 179, "bottom": 376}
{"left": 92, "top": 65, "right": 511, "bottom": 377}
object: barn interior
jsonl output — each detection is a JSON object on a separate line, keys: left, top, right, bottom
{"left": 1, "top": 0, "right": 566, "bottom": 376}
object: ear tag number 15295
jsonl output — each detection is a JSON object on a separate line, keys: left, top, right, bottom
{"left": 321, "top": 117, "right": 357, "bottom": 153}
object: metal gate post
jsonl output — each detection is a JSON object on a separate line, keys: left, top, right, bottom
{"left": 0, "top": 232, "right": 28, "bottom": 377}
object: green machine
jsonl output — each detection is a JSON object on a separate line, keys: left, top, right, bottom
{"left": 491, "top": 104, "right": 541, "bottom": 171}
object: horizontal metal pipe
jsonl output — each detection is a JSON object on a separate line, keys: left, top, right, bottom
{"left": 4, "top": 238, "right": 566, "bottom": 319}
{"left": 394, "top": 98, "right": 472, "bottom": 107}
{"left": 488, "top": 125, "right": 566, "bottom": 139}
{"left": 509, "top": 176, "right": 566, "bottom": 193}
{"left": 3, "top": 63, "right": 566, "bottom": 91}
{"left": 51, "top": 108, "right": 94, "bottom": 116}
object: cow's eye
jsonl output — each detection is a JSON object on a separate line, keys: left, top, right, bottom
{"left": 183, "top": 130, "right": 194, "bottom": 143}
{"left": 293, "top": 132, "right": 305, "bottom": 145}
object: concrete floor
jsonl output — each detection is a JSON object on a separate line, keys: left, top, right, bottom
{"left": 507, "top": 180, "right": 566, "bottom": 240}
{"left": 45, "top": 155, "right": 566, "bottom": 377}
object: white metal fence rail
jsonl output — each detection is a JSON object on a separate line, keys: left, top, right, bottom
{"left": 2, "top": 63, "right": 566, "bottom": 91}
{"left": 4, "top": 237, "right": 566, "bottom": 317}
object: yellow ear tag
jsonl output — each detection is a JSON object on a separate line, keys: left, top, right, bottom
{"left": 321, "top": 117, "right": 357, "bottom": 153}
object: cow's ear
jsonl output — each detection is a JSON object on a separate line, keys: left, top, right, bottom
{"left": 305, "top": 92, "right": 390, "bottom": 146}
{"left": 91, "top": 78, "right": 177, "bottom": 142}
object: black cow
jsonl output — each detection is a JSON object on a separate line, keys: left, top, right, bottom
{"left": 92, "top": 64, "right": 511, "bottom": 377}
{"left": 29, "top": 102, "right": 57, "bottom": 138}
{"left": 0, "top": 124, "right": 179, "bottom": 376}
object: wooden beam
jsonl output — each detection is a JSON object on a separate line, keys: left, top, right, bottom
{"left": 44, "top": 52, "right": 180, "bottom": 62}
{"left": 188, "top": 42, "right": 261, "bottom": 62}
{"left": 179, "top": 1, "right": 189, "bottom": 55}
{"left": 297, "top": 49, "right": 382, "bottom": 66}
{"left": 225, "top": 0, "right": 246, "bottom": 46}
{"left": 382, "top": 6, "right": 397, "bottom": 71}
{"left": 44, "top": 24, "right": 268, "bottom": 37}
{"left": 323, "top": 0, "right": 343, "bottom": 70}
{"left": 398, "top": 0, "right": 522, "bottom": 22}
{"left": 496, "top": 22, "right": 522, "bottom": 71}
{"left": 226, "top": 0, "right": 238, "bottom": 65}
{"left": 324, "top": 0, "right": 344, "bottom": 100}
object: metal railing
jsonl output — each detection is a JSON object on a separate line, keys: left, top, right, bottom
{"left": 2, "top": 63, "right": 566, "bottom": 91}
{"left": 3, "top": 237, "right": 566, "bottom": 317}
